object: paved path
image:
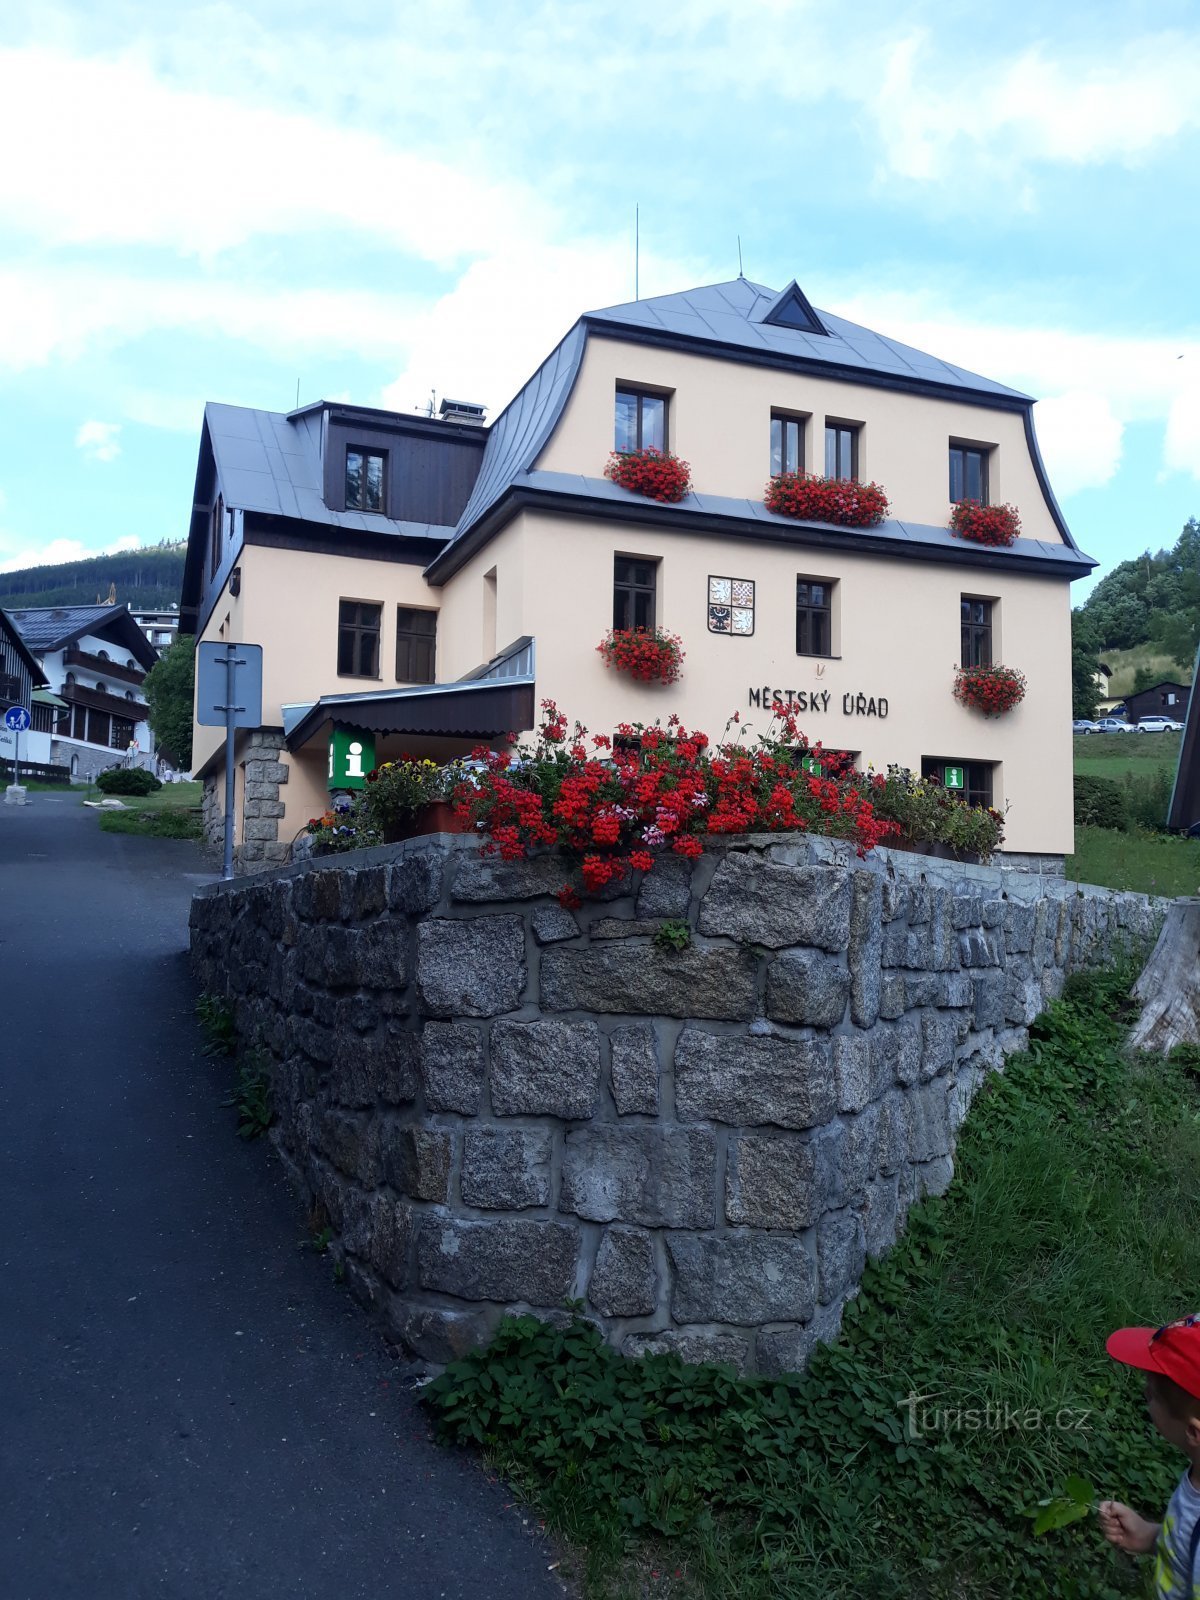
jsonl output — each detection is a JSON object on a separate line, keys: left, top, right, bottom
{"left": 0, "top": 798, "right": 562, "bottom": 1599}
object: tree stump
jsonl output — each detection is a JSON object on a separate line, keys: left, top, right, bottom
{"left": 1129, "top": 897, "right": 1200, "bottom": 1054}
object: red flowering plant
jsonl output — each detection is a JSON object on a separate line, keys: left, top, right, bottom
{"left": 953, "top": 663, "right": 1027, "bottom": 717}
{"left": 764, "top": 473, "right": 889, "bottom": 527}
{"left": 949, "top": 500, "right": 1021, "bottom": 547}
{"left": 597, "top": 627, "right": 685, "bottom": 685}
{"left": 604, "top": 447, "right": 691, "bottom": 503}
{"left": 451, "top": 698, "right": 905, "bottom": 905}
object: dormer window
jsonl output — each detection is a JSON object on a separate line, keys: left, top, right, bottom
{"left": 615, "top": 388, "right": 667, "bottom": 454}
{"left": 346, "top": 449, "right": 386, "bottom": 513}
{"left": 949, "top": 443, "right": 990, "bottom": 505}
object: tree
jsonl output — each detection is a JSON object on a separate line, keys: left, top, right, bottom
{"left": 1132, "top": 663, "right": 1159, "bottom": 694}
{"left": 144, "top": 634, "right": 195, "bottom": 769}
{"left": 1070, "top": 609, "right": 1102, "bottom": 720}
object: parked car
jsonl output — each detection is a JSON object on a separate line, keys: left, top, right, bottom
{"left": 1135, "top": 715, "right": 1184, "bottom": 733}
{"left": 1072, "top": 720, "right": 1099, "bottom": 734}
{"left": 1095, "top": 717, "right": 1135, "bottom": 733}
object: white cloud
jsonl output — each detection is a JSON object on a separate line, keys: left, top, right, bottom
{"left": 0, "top": 532, "right": 155, "bottom": 573}
{"left": 1030, "top": 393, "right": 1124, "bottom": 498}
{"left": 75, "top": 419, "right": 121, "bottom": 461}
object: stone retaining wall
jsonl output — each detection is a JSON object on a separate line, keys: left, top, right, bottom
{"left": 189, "top": 836, "right": 1165, "bottom": 1373}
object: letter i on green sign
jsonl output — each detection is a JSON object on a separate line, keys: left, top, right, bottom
{"left": 944, "top": 765, "right": 965, "bottom": 791}
{"left": 328, "top": 727, "right": 376, "bottom": 790}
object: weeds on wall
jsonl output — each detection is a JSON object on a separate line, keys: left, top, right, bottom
{"left": 221, "top": 1049, "right": 273, "bottom": 1140}
{"left": 195, "top": 993, "right": 236, "bottom": 1056}
{"left": 424, "top": 967, "right": 1200, "bottom": 1599}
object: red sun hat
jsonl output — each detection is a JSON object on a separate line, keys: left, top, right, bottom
{"left": 1107, "top": 1315, "right": 1200, "bottom": 1401}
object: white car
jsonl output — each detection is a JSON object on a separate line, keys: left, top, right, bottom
{"left": 1095, "top": 717, "right": 1135, "bottom": 734}
{"left": 1135, "top": 715, "right": 1184, "bottom": 733}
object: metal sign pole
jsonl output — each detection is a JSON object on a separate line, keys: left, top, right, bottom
{"left": 216, "top": 648, "right": 247, "bottom": 881}
{"left": 12, "top": 725, "right": 18, "bottom": 788}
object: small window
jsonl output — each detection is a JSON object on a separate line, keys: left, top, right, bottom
{"left": 961, "top": 597, "right": 993, "bottom": 669}
{"left": 0, "top": 672, "right": 19, "bottom": 704}
{"left": 949, "top": 443, "right": 989, "bottom": 504}
{"left": 346, "top": 449, "right": 386, "bottom": 512}
{"left": 613, "top": 556, "right": 657, "bottom": 631}
{"left": 796, "top": 578, "right": 834, "bottom": 657}
{"left": 922, "top": 757, "right": 994, "bottom": 811}
{"left": 209, "top": 493, "right": 224, "bottom": 580}
{"left": 615, "top": 389, "right": 667, "bottom": 454}
{"left": 337, "top": 600, "right": 382, "bottom": 677}
{"left": 95, "top": 681, "right": 107, "bottom": 694}
{"left": 396, "top": 607, "right": 437, "bottom": 683}
{"left": 825, "top": 423, "right": 857, "bottom": 481}
{"left": 770, "top": 412, "right": 803, "bottom": 476}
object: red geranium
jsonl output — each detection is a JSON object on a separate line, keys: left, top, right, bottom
{"left": 598, "top": 627, "right": 685, "bottom": 686}
{"left": 950, "top": 500, "right": 1021, "bottom": 547}
{"left": 604, "top": 448, "right": 691, "bottom": 503}
{"left": 764, "top": 472, "right": 889, "bottom": 527}
{"left": 954, "top": 663, "right": 1027, "bottom": 716}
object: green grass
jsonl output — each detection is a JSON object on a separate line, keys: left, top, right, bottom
{"left": 426, "top": 970, "right": 1200, "bottom": 1599}
{"left": 1073, "top": 733, "right": 1181, "bottom": 782}
{"left": 1099, "top": 644, "right": 1188, "bottom": 698}
{"left": 96, "top": 779, "right": 203, "bottom": 839}
{"left": 1067, "top": 826, "right": 1200, "bottom": 897}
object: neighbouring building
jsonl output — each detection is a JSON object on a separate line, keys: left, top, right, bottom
{"left": 1123, "top": 679, "right": 1191, "bottom": 725}
{"left": 180, "top": 277, "right": 1095, "bottom": 870}
{"left": 8, "top": 603, "right": 159, "bottom": 781}
{"left": 132, "top": 605, "right": 181, "bottom": 652}
{"left": 0, "top": 608, "right": 47, "bottom": 778}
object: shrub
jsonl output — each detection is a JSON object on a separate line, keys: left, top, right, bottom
{"left": 358, "top": 757, "right": 449, "bottom": 830}
{"left": 949, "top": 499, "right": 1021, "bottom": 546}
{"left": 764, "top": 472, "right": 889, "bottom": 526}
{"left": 604, "top": 448, "right": 691, "bottom": 502}
{"left": 1123, "top": 766, "right": 1174, "bottom": 832}
{"left": 870, "top": 766, "right": 1006, "bottom": 857}
{"left": 1074, "top": 774, "right": 1129, "bottom": 831}
{"left": 96, "top": 766, "right": 162, "bottom": 795}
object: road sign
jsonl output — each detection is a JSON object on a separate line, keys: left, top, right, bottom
{"left": 4, "top": 706, "right": 30, "bottom": 732}
{"left": 944, "top": 765, "right": 965, "bottom": 791}
{"left": 328, "top": 728, "right": 375, "bottom": 791}
{"left": 196, "top": 642, "right": 263, "bottom": 728}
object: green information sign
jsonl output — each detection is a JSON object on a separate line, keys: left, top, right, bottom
{"left": 944, "top": 765, "right": 965, "bottom": 791}
{"left": 800, "top": 755, "right": 824, "bottom": 776}
{"left": 328, "top": 727, "right": 376, "bottom": 791}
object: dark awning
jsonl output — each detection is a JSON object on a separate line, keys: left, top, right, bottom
{"left": 284, "top": 677, "right": 535, "bottom": 752}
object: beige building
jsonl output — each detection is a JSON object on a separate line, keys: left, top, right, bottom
{"left": 180, "top": 278, "right": 1094, "bottom": 868}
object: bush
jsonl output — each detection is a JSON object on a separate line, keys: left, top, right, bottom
{"left": 96, "top": 767, "right": 163, "bottom": 795}
{"left": 1123, "top": 766, "right": 1173, "bottom": 832}
{"left": 1074, "top": 774, "right": 1129, "bottom": 831}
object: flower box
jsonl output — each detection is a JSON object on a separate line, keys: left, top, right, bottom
{"left": 949, "top": 500, "right": 1020, "bottom": 547}
{"left": 597, "top": 627, "right": 685, "bottom": 685}
{"left": 604, "top": 448, "right": 691, "bottom": 503}
{"left": 954, "top": 663, "right": 1027, "bottom": 717}
{"left": 382, "top": 799, "right": 471, "bottom": 844}
{"left": 764, "top": 472, "right": 889, "bottom": 527}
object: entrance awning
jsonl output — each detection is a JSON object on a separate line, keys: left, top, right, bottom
{"left": 283, "top": 675, "right": 536, "bottom": 752}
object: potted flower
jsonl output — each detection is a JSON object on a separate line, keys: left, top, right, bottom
{"left": 359, "top": 758, "right": 465, "bottom": 842}
{"left": 604, "top": 447, "right": 691, "bottom": 503}
{"left": 597, "top": 627, "right": 685, "bottom": 685}
{"left": 950, "top": 500, "right": 1021, "bottom": 547}
{"left": 953, "top": 663, "right": 1027, "bottom": 717}
{"left": 304, "top": 796, "right": 381, "bottom": 856}
{"left": 764, "top": 472, "right": 889, "bottom": 527}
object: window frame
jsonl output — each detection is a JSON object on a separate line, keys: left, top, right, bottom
{"left": 614, "top": 386, "right": 669, "bottom": 455}
{"left": 824, "top": 420, "right": 859, "bottom": 481}
{"left": 612, "top": 554, "right": 659, "bottom": 632}
{"left": 395, "top": 606, "right": 437, "bottom": 684}
{"left": 960, "top": 596, "right": 994, "bottom": 669}
{"left": 922, "top": 756, "right": 995, "bottom": 812}
{"left": 796, "top": 575, "right": 835, "bottom": 658}
{"left": 337, "top": 598, "right": 383, "bottom": 679}
{"left": 770, "top": 410, "right": 805, "bottom": 477}
{"left": 949, "top": 441, "right": 991, "bottom": 505}
{"left": 345, "top": 447, "right": 388, "bottom": 514}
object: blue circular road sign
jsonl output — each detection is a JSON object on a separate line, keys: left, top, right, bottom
{"left": 4, "top": 706, "right": 31, "bottom": 732}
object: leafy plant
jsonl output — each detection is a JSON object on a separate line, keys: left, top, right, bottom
{"left": 604, "top": 447, "right": 692, "bottom": 503}
{"left": 221, "top": 1049, "right": 273, "bottom": 1139}
{"left": 96, "top": 766, "right": 162, "bottom": 795}
{"left": 953, "top": 662, "right": 1028, "bottom": 717}
{"left": 653, "top": 918, "right": 691, "bottom": 953}
{"left": 597, "top": 627, "right": 686, "bottom": 685}
{"left": 195, "top": 992, "right": 236, "bottom": 1057}
{"left": 950, "top": 499, "right": 1022, "bottom": 547}
{"left": 764, "top": 471, "right": 889, "bottom": 526}
{"left": 1029, "top": 1475, "right": 1096, "bottom": 1536}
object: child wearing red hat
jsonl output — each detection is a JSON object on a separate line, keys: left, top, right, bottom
{"left": 1101, "top": 1315, "right": 1200, "bottom": 1596}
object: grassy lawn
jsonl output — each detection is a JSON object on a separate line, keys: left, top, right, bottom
{"left": 1099, "top": 643, "right": 1189, "bottom": 698}
{"left": 426, "top": 971, "right": 1200, "bottom": 1599}
{"left": 1067, "top": 825, "right": 1200, "bottom": 897}
{"left": 96, "top": 779, "right": 204, "bottom": 839}
{"left": 1072, "top": 731, "right": 1181, "bottom": 781}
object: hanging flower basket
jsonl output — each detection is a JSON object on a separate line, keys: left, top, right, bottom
{"left": 604, "top": 448, "right": 691, "bottom": 503}
{"left": 949, "top": 500, "right": 1021, "bottom": 547}
{"left": 954, "top": 663, "right": 1027, "bottom": 717}
{"left": 764, "top": 472, "right": 889, "bottom": 527}
{"left": 597, "top": 627, "right": 685, "bottom": 685}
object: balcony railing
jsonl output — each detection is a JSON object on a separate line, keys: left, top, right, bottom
{"left": 63, "top": 646, "right": 146, "bottom": 687}
{"left": 60, "top": 680, "right": 148, "bottom": 721}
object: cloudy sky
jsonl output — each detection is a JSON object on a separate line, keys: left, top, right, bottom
{"left": 2, "top": 0, "right": 1198, "bottom": 597}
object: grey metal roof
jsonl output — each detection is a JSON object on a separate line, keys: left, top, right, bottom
{"left": 205, "top": 403, "right": 452, "bottom": 541}
{"left": 584, "top": 279, "right": 1032, "bottom": 402}
{"left": 6, "top": 602, "right": 158, "bottom": 668}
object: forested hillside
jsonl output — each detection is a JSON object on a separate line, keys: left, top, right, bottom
{"left": 1077, "top": 517, "right": 1200, "bottom": 670}
{"left": 0, "top": 542, "right": 185, "bottom": 610}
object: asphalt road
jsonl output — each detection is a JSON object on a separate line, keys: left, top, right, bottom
{"left": 0, "top": 797, "right": 563, "bottom": 1600}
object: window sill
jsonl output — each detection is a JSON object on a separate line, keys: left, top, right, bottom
{"left": 336, "top": 673, "right": 383, "bottom": 682}
{"left": 796, "top": 653, "right": 842, "bottom": 661}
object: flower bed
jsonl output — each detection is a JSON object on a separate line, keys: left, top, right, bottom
{"left": 949, "top": 500, "right": 1020, "bottom": 547}
{"left": 597, "top": 627, "right": 685, "bottom": 685}
{"left": 451, "top": 700, "right": 1004, "bottom": 905}
{"left": 953, "top": 663, "right": 1027, "bottom": 717}
{"left": 764, "top": 472, "right": 889, "bottom": 527}
{"left": 604, "top": 448, "right": 691, "bottom": 503}
{"left": 869, "top": 767, "right": 1005, "bottom": 858}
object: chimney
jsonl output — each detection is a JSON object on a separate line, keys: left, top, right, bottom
{"left": 438, "top": 398, "right": 487, "bottom": 426}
